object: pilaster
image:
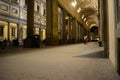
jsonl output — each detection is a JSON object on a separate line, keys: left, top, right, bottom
{"left": 46, "top": 0, "right": 59, "bottom": 45}
{"left": 24, "top": 0, "right": 35, "bottom": 48}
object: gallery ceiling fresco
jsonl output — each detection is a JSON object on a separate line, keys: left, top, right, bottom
{"left": 72, "top": 0, "right": 99, "bottom": 29}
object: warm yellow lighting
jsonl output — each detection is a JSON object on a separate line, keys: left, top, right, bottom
{"left": 35, "top": 28, "right": 40, "bottom": 35}
{"left": 22, "top": 25, "right": 27, "bottom": 39}
{"left": 42, "top": 29, "right": 46, "bottom": 40}
{"left": 84, "top": 18, "right": 86, "bottom": 22}
{"left": 0, "top": 21, "right": 8, "bottom": 40}
{"left": 0, "top": 21, "right": 8, "bottom": 25}
{"left": 10, "top": 23, "right": 17, "bottom": 27}
{"left": 82, "top": 15, "right": 85, "bottom": 19}
{"left": 77, "top": 7, "right": 81, "bottom": 13}
{"left": 86, "top": 21, "right": 88, "bottom": 24}
{"left": 71, "top": 0, "right": 77, "bottom": 8}
{"left": 65, "top": 16, "right": 69, "bottom": 19}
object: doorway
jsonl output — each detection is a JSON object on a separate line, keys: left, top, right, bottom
{"left": 117, "top": 39, "right": 120, "bottom": 75}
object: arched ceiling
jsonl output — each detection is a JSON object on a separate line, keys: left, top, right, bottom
{"left": 75, "top": 0, "right": 98, "bottom": 29}
{"left": 58, "top": 0, "right": 98, "bottom": 29}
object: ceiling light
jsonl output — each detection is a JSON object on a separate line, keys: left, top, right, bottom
{"left": 84, "top": 18, "right": 86, "bottom": 22}
{"left": 77, "top": 7, "right": 81, "bottom": 13}
{"left": 86, "top": 21, "right": 88, "bottom": 24}
{"left": 82, "top": 15, "right": 85, "bottom": 19}
{"left": 71, "top": 0, "right": 77, "bottom": 8}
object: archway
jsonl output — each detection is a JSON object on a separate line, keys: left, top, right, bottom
{"left": 90, "top": 26, "right": 98, "bottom": 41}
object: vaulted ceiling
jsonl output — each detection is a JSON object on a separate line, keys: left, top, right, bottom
{"left": 58, "top": 0, "right": 99, "bottom": 30}
{"left": 75, "top": 0, "right": 99, "bottom": 29}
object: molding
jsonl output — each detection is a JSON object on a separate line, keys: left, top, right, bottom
{"left": 0, "top": 15, "right": 19, "bottom": 23}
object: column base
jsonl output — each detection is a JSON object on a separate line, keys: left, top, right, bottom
{"left": 24, "top": 37, "right": 40, "bottom": 48}
{"left": 23, "top": 38, "right": 33, "bottom": 48}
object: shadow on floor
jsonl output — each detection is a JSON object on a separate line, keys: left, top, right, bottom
{"left": 75, "top": 51, "right": 107, "bottom": 58}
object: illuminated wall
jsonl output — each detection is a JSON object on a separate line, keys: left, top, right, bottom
{"left": 10, "top": 23, "right": 17, "bottom": 41}
{"left": 22, "top": 25, "right": 27, "bottom": 39}
{"left": 107, "top": 0, "right": 117, "bottom": 69}
{"left": 0, "top": 21, "right": 8, "bottom": 41}
{"left": 0, "top": 0, "right": 46, "bottom": 43}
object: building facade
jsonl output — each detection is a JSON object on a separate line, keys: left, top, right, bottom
{"left": 0, "top": 0, "right": 87, "bottom": 46}
{"left": 0, "top": 0, "right": 46, "bottom": 45}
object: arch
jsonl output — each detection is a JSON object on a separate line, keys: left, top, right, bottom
{"left": 89, "top": 26, "right": 99, "bottom": 41}
{"left": 89, "top": 24, "right": 98, "bottom": 29}
{"left": 90, "top": 26, "right": 98, "bottom": 33}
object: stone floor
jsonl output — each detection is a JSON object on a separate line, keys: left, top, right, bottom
{"left": 0, "top": 42, "right": 120, "bottom": 80}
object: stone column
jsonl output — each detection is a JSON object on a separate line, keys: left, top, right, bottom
{"left": 18, "top": 23, "right": 23, "bottom": 46}
{"left": 62, "top": 10, "right": 67, "bottom": 44}
{"left": 59, "top": 9, "right": 64, "bottom": 44}
{"left": 6, "top": 22, "right": 11, "bottom": 47}
{"left": 24, "top": 0, "right": 34, "bottom": 48}
{"left": 103, "top": 0, "right": 109, "bottom": 57}
{"left": 79, "top": 25, "right": 82, "bottom": 42}
{"left": 69, "top": 16, "right": 73, "bottom": 43}
{"left": 46, "top": 0, "right": 59, "bottom": 45}
{"left": 72, "top": 18, "right": 76, "bottom": 43}
{"left": 99, "top": 0, "right": 103, "bottom": 42}
{"left": 7, "top": 22, "right": 10, "bottom": 41}
{"left": 68, "top": 15, "right": 71, "bottom": 43}
{"left": 78, "top": 24, "right": 81, "bottom": 42}
{"left": 76, "top": 21, "right": 79, "bottom": 42}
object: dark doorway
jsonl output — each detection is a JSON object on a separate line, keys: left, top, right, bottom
{"left": 117, "top": 39, "right": 120, "bottom": 75}
{"left": 90, "top": 26, "right": 98, "bottom": 35}
{"left": 0, "top": 26, "right": 3, "bottom": 37}
{"left": 90, "top": 26, "right": 98, "bottom": 41}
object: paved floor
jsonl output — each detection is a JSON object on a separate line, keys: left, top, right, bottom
{"left": 0, "top": 42, "right": 120, "bottom": 80}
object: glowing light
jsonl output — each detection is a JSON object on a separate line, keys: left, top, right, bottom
{"left": 82, "top": 15, "right": 85, "bottom": 19}
{"left": 84, "top": 18, "right": 86, "bottom": 22}
{"left": 77, "top": 7, "right": 81, "bottom": 13}
{"left": 71, "top": 0, "right": 77, "bottom": 8}
{"left": 86, "top": 21, "right": 88, "bottom": 24}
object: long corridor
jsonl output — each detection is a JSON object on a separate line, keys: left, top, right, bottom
{"left": 0, "top": 42, "right": 120, "bottom": 80}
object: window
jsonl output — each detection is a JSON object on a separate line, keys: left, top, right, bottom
{"left": 11, "top": 28, "right": 15, "bottom": 37}
{"left": 0, "top": 26, "right": 3, "bottom": 37}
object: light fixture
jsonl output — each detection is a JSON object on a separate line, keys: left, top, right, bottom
{"left": 77, "top": 7, "right": 81, "bottom": 13}
{"left": 86, "top": 21, "right": 88, "bottom": 24}
{"left": 81, "top": 15, "right": 85, "bottom": 19}
{"left": 84, "top": 18, "right": 86, "bottom": 22}
{"left": 71, "top": 0, "right": 77, "bottom": 8}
